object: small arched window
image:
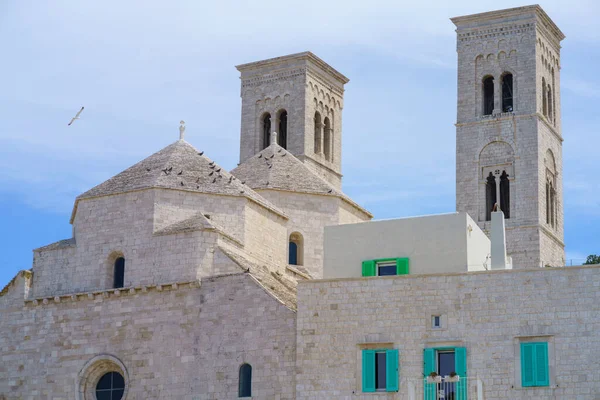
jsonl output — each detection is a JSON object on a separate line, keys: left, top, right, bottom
{"left": 288, "top": 232, "right": 304, "bottom": 266}
{"left": 547, "top": 85, "right": 553, "bottom": 121}
{"left": 542, "top": 77, "right": 547, "bottom": 116}
{"left": 500, "top": 171, "right": 510, "bottom": 219}
{"left": 314, "top": 112, "right": 322, "bottom": 153}
{"left": 114, "top": 257, "right": 125, "bottom": 289}
{"left": 501, "top": 73, "right": 513, "bottom": 112}
{"left": 483, "top": 76, "right": 494, "bottom": 116}
{"left": 323, "top": 117, "right": 331, "bottom": 161}
{"left": 277, "top": 110, "right": 287, "bottom": 149}
{"left": 239, "top": 364, "right": 252, "bottom": 398}
{"left": 262, "top": 113, "right": 271, "bottom": 150}
{"left": 485, "top": 172, "right": 496, "bottom": 221}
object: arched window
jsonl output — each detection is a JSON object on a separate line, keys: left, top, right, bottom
{"left": 485, "top": 172, "right": 496, "bottom": 221}
{"left": 500, "top": 171, "right": 510, "bottom": 219}
{"left": 542, "top": 77, "right": 547, "bottom": 116}
{"left": 96, "top": 371, "right": 125, "bottom": 400}
{"left": 501, "top": 73, "right": 513, "bottom": 112}
{"left": 114, "top": 257, "right": 125, "bottom": 289}
{"left": 288, "top": 232, "right": 304, "bottom": 266}
{"left": 314, "top": 112, "right": 322, "bottom": 153}
{"left": 546, "top": 181, "right": 551, "bottom": 224}
{"left": 483, "top": 76, "right": 494, "bottom": 115}
{"left": 277, "top": 110, "right": 287, "bottom": 149}
{"left": 323, "top": 117, "right": 331, "bottom": 161}
{"left": 261, "top": 113, "right": 271, "bottom": 150}
{"left": 239, "top": 364, "right": 252, "bottom": 398}
{"left": 547, "top": 85, "right": 553, "bottom": 121}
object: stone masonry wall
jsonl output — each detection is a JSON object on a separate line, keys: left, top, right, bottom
{"left": 296, "top": 265, "right": 600, "bottom": 400}
{"left": 257, "top": 190, "right": 341, "bottom": 279}
{"left": 455, "top": 10, "right": 565, "bottom": 268}
{"left": 1, "top": 272, "right": 297, "bottom": 399}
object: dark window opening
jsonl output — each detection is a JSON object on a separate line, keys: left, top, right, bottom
{"left": 542, "top": 78, "right": 547, "bottom": 116}
{"left": 502, "top": 73, "right": 513, "bottom": 112}
{"left": 314, "top": 112, "right": 322, "bottom": 153}
{"left": 375, "top": 352, "right": 387, "bottom": 390}
{"left": 483, "top": 76, "right": 494, "bottom": 115}
{"left": 114, "top": 257, "right": 125, "bottom": 289}
{"left": 500, "top": 171, "right": 510, "bottom": 219}
{"left": 262, "top": 114, "right": 271, "bottom": 150}
{"left": 239, "top": 364, "right": 252, "bottom": 398}
{"left": 96, "top": 372, "right": 125, "bottom": 400}
{"left": 278, "top": 110, "right": 287, "bottom": 149}
{"left": 289, "top": 242, "right": 298, "bottom": 265}
{"left": 547, "top": 86, "right": 553, "bottom": 121}
{"left": 546, "top": 182, "right": 550, "bottom": 224}
{"left": 485, "top": 172, "right": 496, "bottom": 221}
{"left": 377, "top": 263, "right": 397, "bottom": 276}
{"left": 323, "top": 117, "right": 331, "bottom": 161}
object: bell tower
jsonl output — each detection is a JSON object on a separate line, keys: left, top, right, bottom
{"left": 236, "top": 52, "right": 348, "bottom": 189}
{"left": 452, "top": 6, "right": 565, "bottom": 268}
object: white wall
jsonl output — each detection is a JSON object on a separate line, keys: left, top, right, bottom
{"left": 323, "top": 212, "right": 490, "bottom": 278}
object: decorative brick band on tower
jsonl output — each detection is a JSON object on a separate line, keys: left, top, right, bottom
{"left": 452, "top": 5, "right": 566, "bottom": 268}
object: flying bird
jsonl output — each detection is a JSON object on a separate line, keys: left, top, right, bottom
{"left": 68, "top": 107, "right": 84, "bottom": 126}
{"left": 198, "top": 151, "right": 204, "bottom": 156}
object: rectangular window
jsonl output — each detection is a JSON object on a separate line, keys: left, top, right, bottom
{"left": 377, "top": 262, "right": 397, "bottom": 276}
{"left": 362, "top": 258, "right": 409, "bottom": 277}
{"left": 362, "top": 349, "right": 398, "bottom": 392}
{"left": 521, "top": 342, "right": 549, "bottom": 387}
{"left": 375, "top": 352, "right": 387, "bottom": 389}
{"left": 432, "top": 315, "right": 441, "bottom": 329}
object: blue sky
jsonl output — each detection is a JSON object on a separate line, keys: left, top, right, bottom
{"left": 1, "top": 0, "right": 599, "bottom": 288}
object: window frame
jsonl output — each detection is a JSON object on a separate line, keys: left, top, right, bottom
{"left": 514, "top": 336, "right": 553, "bottom": 389}
{"left": 361, "top": 258, "right": 409, "bottom": 277}
{"left": 361, "top": 348, "right": 399, "bottom": 393}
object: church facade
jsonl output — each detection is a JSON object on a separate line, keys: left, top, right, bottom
{"left": 2, "top": 5, "right": 598, "bottom": 400}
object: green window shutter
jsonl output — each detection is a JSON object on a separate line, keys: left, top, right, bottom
{"left": 521, "top": 343, "right": 535, "bottom": 387}
{"left": 362, "top": 350, "right": 376, "bottom": 392}
{"left": 454, "top": 347, "right": 468, "bottom": 400}
{"left": 362, "top": 260, "right": 376, "bottom": 277}
{"left": 534, "top": 343, "right": 549, "bottom": 387}
{"left": 423, "top": 348, "right": 436, "bottom": 400}
{"left": 385, "top": 349, "right": 399, "bottom": 392}
{"left": 396, "top": 258, "right": 410, "bottom": 275}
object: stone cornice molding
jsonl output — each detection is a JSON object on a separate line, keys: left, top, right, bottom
{"left": 236, "top": 51, "right": 349, "bottom": 84}
{"left": 452, "top": 5, "right": 564, "bottom": 43}
{"left": 25, "top": 279, "right": 202, "bottom": 306}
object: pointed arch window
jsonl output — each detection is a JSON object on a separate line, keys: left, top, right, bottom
{"left": 277, "top": 110, "right": 287, "bottom": 149}
{"left": 114, "top": 257, "right": 125, "bottom": 288}
{"left": 261, "top": 113, "right": 271, "bottom": 150}
{"left": 502, "top": 73, "right": 513, "bottom": 112}
{"left": 485, "top": 172, "right": 496, "bottom": 221}
{"left": 314, "top": 112, "right": 322, "bottom": 154}
{"left": 239, "top": 364, "right": 252, "bottom": 398}
{"left": 483, "top": 76, "right": 494, "bottom": 115}
{"left": 323, "top": 117, "right": 331, "bottom": 161}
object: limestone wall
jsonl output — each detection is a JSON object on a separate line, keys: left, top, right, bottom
{"left": 0, "top": 273, "right": 297, "bottom": 399}
{"left": 257, "top": 190, "right": 341, "bottom": 278}
{"left": 296, "top": 265, "right": 600, "bottom": 399}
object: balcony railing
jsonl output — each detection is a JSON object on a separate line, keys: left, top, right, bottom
{"left": 405, "top": 377, "right": 483, "bottom": 400}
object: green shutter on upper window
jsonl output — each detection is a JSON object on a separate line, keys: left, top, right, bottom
{"left": 362, "top": 349, "right": 376, "bottom": 392}
{"left": 454, "top": 347, "right": 468, "bottom": 400}
{"left": 395, "top": 258, "right": 409, "bottom": 275}
{"left": 423, "top": 348, "right": 436, "bottom": 400}
{"left": 362, "top": 260, "right": 376, "bottom": 277}
{"left": 521, "top": 343, "right": 535, "bottom": 387}
{"left": 534, "top": 343, "right": 549, "bottom": 387}
{"left": 385, "top": 349, "right": 399, "bottom": 392}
